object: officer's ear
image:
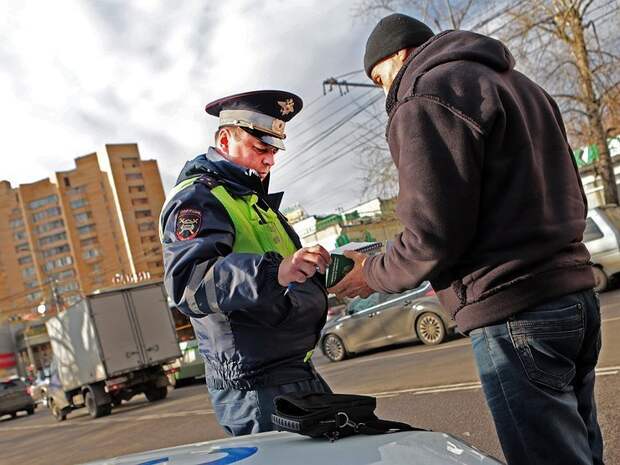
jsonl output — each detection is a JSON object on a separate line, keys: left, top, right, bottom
{"left": 216, "top": 127, "right": 231, "bottom": 154}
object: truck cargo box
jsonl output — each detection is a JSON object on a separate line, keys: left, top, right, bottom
{"left": 46, "top": 282, "right": 181, "bottom": 392}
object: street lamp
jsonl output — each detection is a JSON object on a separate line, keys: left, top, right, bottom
{"left": 37, "top": 302, "right": 46, "bottom": 316}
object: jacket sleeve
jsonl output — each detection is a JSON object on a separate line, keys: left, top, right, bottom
{"left": 364, "top": 96, "right": 484, "bottom": 293}
{"left": 161, "top": 182, "right": 291, "bottom": 319}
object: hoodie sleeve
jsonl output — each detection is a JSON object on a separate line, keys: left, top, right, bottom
{"left": 364, "top": 96, "right": 485, "bottom": 293}
{"left": 161, "top": 182, "right": 291, "bottom": 321}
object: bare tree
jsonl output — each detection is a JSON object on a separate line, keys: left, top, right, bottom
{"left": 353, "top": 0, "right": 488, "bottom": 30}
{"left": 498, "top": 0, "right": 620, "bottom": 204}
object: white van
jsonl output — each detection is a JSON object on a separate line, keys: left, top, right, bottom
{"left": 584, "top": 206, "right": 620, "bottom": 291}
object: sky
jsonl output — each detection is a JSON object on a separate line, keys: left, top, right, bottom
{"left": 0, "top": 0, "right": 388, "bottom": 215}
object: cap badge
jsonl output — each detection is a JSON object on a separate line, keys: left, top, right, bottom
{"left": 278, "top": 98, "right": 295, "bottom": 116}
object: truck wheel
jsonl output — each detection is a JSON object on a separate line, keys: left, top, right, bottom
{"left": 85, "top": 389, "right": 112, "bottom": 418}
{"left": 27, "top": 406, "right": 35, "bottom": 415}
{"left": 49, "top": 400, "right": 66, "bottom": 422}
{"left": 592, "top": 266, "right": 608, "bottom": 292}
{"left": 145, "top": 386, "right": 168, "bottom": 402}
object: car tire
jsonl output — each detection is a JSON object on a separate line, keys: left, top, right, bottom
{"left": 49, "top": 400, "right": 66, "bottom": 422}
{"left": 145, "top": 386, "right": 168, "bottom": 402}
{"left": 416, "top": 312, "right": 446, "bottom": 345}
{"left": 322, "top": 334, "right": 347, "bottom": 362}
{"left": 85, "top": 389, "right": 112, "bottom": 419}
{"left": 26, "top": 406, "right": 35, "bottom": 415}
{"left": 592, "top": 266, "right": 608, "bottom": 292}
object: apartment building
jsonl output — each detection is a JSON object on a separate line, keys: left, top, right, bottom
{"left": 0, "top": 144, "right": 165, "bottom": 321}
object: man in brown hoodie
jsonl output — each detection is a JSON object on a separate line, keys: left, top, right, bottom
{"left": 330, "top": 13, "right": 604, "bottom": 465}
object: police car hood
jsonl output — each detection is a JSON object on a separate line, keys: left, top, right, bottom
{"left": 177, "top": 149, "right": 284, "bottom": 210}
{"left": 80, "top": 430, "right": 503, "bottom": 465}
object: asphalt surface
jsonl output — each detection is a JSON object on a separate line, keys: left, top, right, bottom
{"left": 1, "top": 290, "right": 619, "bottom": 465}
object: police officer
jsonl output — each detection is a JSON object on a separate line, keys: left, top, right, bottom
{"left": 160, "top": 90, "right": 332, "bottom": 436}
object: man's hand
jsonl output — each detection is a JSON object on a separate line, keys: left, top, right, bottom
{"left": 327, "top": 250, "right": 374, "bottom": 298}
{"left": 278, "top": 245, "right": 331, "bottom": 287}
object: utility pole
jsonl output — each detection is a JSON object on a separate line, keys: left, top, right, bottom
{"left": 322, "top": 78, "right": 379, "bottom": 95}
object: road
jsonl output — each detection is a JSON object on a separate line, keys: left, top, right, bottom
{"left": 1, "top": 290, "right": 619, "bottom": 465}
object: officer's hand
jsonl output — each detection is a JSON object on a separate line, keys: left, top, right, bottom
{"left": 278, "top": 245, "right": 331, "bottom": 287}
{"left": 328, "top": 250, "right": 374, "bottom": 299}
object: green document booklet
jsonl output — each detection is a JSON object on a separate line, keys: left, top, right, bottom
{"left": 324, "top": 241, "right": 383, "bottom": 288}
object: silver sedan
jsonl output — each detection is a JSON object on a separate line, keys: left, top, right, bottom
{"left": 319, "top": 283, "right": 457, "bottom": 362}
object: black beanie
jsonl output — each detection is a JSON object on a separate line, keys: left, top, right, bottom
{"left": 364, "top": 13, "right": 434, "bottom": 78}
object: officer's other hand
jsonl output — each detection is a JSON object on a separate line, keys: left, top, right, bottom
{"left": 278, "top": 245, "right": 331, "bottom": 287}
{"left": 328, "top": 250, "right": 374, "bottom": 299}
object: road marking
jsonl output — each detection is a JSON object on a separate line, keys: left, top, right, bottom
{"left": 365, "top": 366, "right": 619, "bottom": 398}
{"left": 0, "top": 409, "right": 215, "bottom": 432}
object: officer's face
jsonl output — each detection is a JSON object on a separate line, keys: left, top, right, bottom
{"left": 219, "top": 128, "right": 278, "bottom": 180}
{"left": 371, "top": 49, "right": 411, "bottom": 95}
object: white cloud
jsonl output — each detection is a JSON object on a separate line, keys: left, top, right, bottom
{"left": 0, "top": 0, "right": 385, "bottom": 214}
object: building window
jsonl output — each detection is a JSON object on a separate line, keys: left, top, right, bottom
{"left": 92, "top": 263, "right": 102, "bottom": 273}
{"left": 43, "top": 255, "right": 73, "bottom": 272}
{"left": 9, "top": 218, "right": 24, "bottom": 229}
{"left": 25, "top": 280, "right": 39, "bottom": 289}
{"left": 74, "top": 211, "right": 93, "bottom": 223}
{"left": 138, "top": 222, "right": 155, "bottom": 231}
{"left": 129, "top": 185, "right": 146, "bottom": 193}
{"left": 33, "top": 219, "right": 64, "bottom": 235}
{"left": 13, "top": 230, "right": 27, "bottom": 241}
{"left": 135, "top": 210, "right": 152, "bottom": 219}
{"left": 63, "top": 177, "right": 71, "bottom": 187}
{"left": 140, "top": 235, "right": 157, "bottom": 244}
{"left": 15, "top": 243, "right": 30, "bottom": 253}
{"left": 67, "top": 185, "right": 86, "bottom": 195}
{"left": 80, "top": 237, "right": 98, "bottom": 247}
{"left": 57, "top": 281, "right": 79, "bottom": 294}
{"left": 27, "top": 291, "right": 43, "bottom": 302}
{"left": 28, "top": 194, "right": 58, "bottom": 210}
{"left": 22, "top": 267, "right": 36, "bottom": 278}
{"left": 50, "top": 269, "right": 75, "bottom": 281}
{"left": 82, "top": 248, "right": 100, "bottom": 259}
{"left": 18, "top": 255, "right": 32, "bottom": 265}
{"left": 131, "top": 197, "right": 149, "bottom": 206}
{"left": 41, "top": 244, "right": 70, "bottom": 258}
{"left": 38, "top": 232, "right": 67, "bottom": 246}
{"left": 70, "top": 198, "right": 88, "bottom": 209}
{"left": 32, "top": 206, "right": 62, "bottom": 223}
{"left": 126, "top": 173, "right": 143, "bottom": 181}
{"left": 77, "top": 224, "right": 96, "bottom": 235}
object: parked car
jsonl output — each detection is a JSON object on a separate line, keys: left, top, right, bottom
{"left": 164, "top": 339, "right": 205, "bottom": 388}
{"left": 584, "top": 206, "right": 620, "bottom": 291}
{"left": 0, "top": 378, "right": 36, "bottom": 419}
{"left": 320, "top": 282, "right": 456, "bottom": 362}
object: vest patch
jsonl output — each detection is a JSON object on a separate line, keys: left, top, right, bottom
{"left": 176, "top": 208, "right": 202, "bottom": 240}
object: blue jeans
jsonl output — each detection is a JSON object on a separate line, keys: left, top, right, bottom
{"left": 470, "top": 289, "right": 604, "bottom": 465}
{"left": 208, "top": 374, "right": 331, "bottom": 436}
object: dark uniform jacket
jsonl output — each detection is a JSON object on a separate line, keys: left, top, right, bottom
{"left": 364, "top": 30, "right": 594, "bottom": 332}
{"left": 161, "top": 149, "right": 327, "bottom": 389}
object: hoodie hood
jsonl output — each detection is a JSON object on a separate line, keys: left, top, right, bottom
{"left": 386, "top": 30, "right": 515, "bottom": 113}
